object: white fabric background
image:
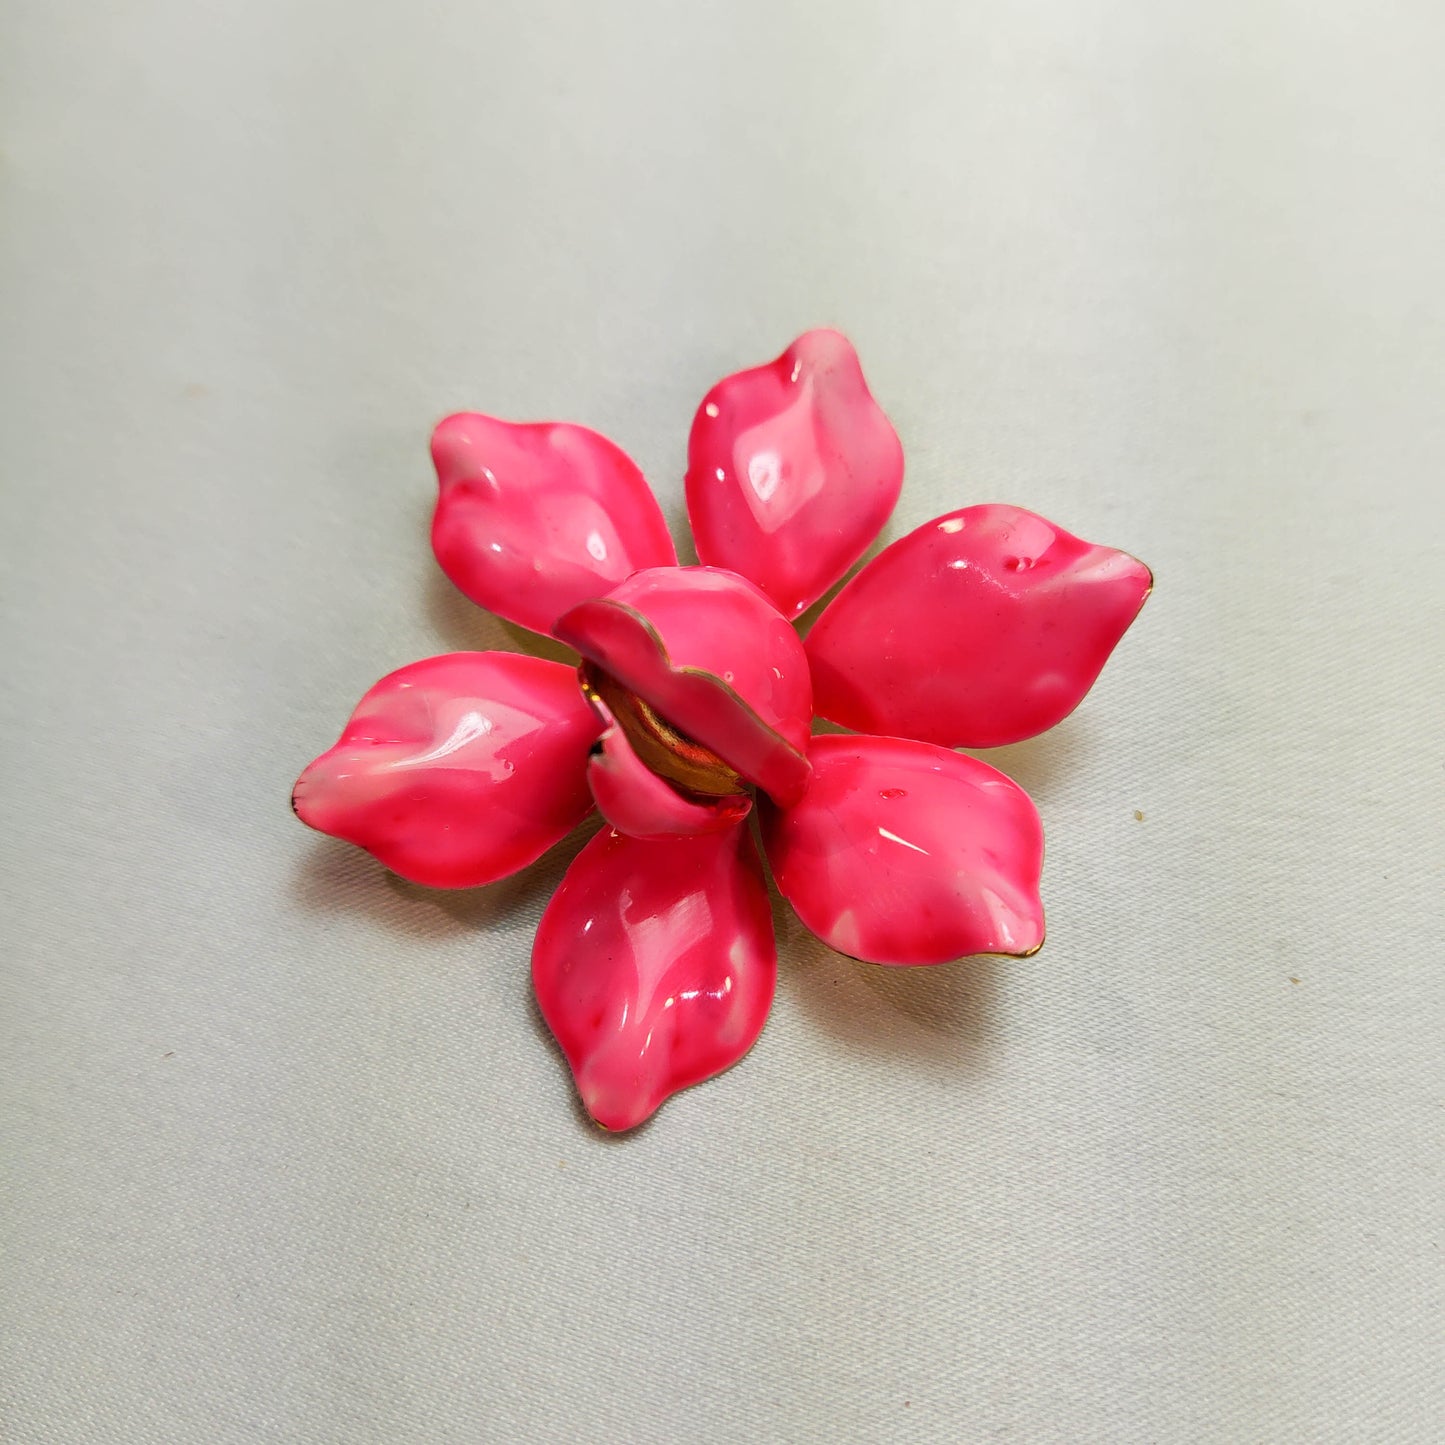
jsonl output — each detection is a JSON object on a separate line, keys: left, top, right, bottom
{"left": 2, "top": 2, "right": 1442, "bottom": 1441}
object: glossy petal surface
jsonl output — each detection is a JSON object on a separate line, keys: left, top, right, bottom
{"left": 431, "top": 413, "right": 677, "bottom": 637}
{"left": 292, "top": 653, "right": 597, "bottom": 887}
{"left": 586, "top": 710, "right": 751, "bottom": 842}
{"left": 761, "top": 734, "right": 1045, "bottom": 965}
{"left": 556, "top": 566, "right": 812, "bottom": 805}
{"left": 687, "top": 329, "right": 904, "bottom": 618}
{"left": 533, "top": 823, "right": 776, "bottom": 1130}
{"left": 806, "top": 505, "right": 1152, "bottom": 748}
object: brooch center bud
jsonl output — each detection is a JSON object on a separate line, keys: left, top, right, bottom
{"left": 579, "top": 663, "right": 744, "bottom": 800}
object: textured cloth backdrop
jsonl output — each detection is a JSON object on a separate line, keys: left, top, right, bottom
{"left": 2, "top": 2, "right": 1442, "bottom": 1441}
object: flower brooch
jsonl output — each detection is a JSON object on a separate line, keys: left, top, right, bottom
{"left": 293, "top": 330, "right": 1151, "bottom": 1130}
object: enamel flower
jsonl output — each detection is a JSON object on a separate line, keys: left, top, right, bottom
{"left": 293, "top": 331, "right": 1151, "bottom": 1130}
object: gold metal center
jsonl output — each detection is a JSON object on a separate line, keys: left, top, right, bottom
{"left": 580, "top": 663, "right": 744, "bottom": 799}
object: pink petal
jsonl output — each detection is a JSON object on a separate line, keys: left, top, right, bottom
{"left": 431, "top": 413, "right": 677, "bottom": 637}
{"left": 292, "top": 653, "right": 598, "bottom": 888}
{"left": 686, "top": 330, "right": 904, "bottom": 619}
{"left": 760, "top": 734, "right": 1045, "bottom": 965}
{"left": 585, "top": 706, "right": 751, "bottom": 842}
{"left": 556, "top": 566, "right": 813, "bottom": 806}
{"left": 806, "top": 505, "right": 1152, "bottom": 748}
{"left": 533, "top": 823, "right": 776, "bottom": 1130}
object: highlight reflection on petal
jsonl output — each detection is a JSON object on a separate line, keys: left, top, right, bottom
{"left": 806, "top": 504, "right": 1152, "bottom": 748}
{"left": 292, "top": 653, "right": 598, "bottom": 888}
{"left": 686, "top": 330, "right": 903, "bottom": 618}
{"left": 431, "top": 413, "right": 676, "bottom": 637}
{"left": 533, "top": 823, "right": 776, "bottom": 1130}
{"left": 761, "top": 734, "right": 1045, "bottom": 965}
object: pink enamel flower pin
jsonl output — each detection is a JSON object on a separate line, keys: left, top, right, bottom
{"left": 293, "top": 330, "right": 1152, "bottom": 1130}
